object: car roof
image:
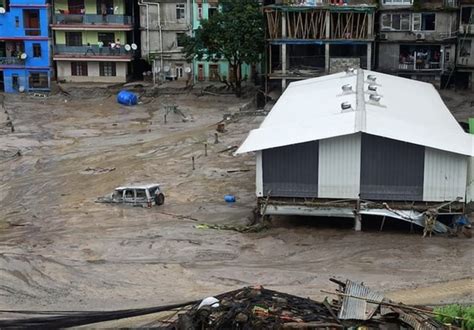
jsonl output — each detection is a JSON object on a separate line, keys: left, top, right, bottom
{"left": 115, "top": 184, "right": 160, "bottom": 190}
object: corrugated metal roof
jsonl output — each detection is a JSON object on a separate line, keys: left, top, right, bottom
{"left": 236, "top": 70, "right": 472, "bottom": 156}
{"left": 338, "top": 280, "right": 385, "bottom": 320}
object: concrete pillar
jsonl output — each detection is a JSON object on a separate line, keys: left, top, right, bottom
{"left": 367, "top": 42, "right": 372, "bottom": 70}
{"left": 367, "top": 12, "right": 373, "bottom": 39}
{"left": 281, "top": 12, "right": 287, "bottom": 90}
{"left": 354, "top": 199, "right": 362, "bottom": 231}
{"left": 325, "top": 43, "right": 330, "bottom": 73}
{"left": 354, "top": 213, "right": 362, "bottom": 231}
{"left": 325, "top": 11, "right": 331, "bottom": 74}
{"left": 282, "top": 44, "right": 287, "bottom": 90}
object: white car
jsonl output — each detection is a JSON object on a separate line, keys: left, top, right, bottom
{"left": 98, "top": 184, "right": 165, "bottom": 207}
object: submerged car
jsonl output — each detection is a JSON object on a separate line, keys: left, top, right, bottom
{"left": 97, "top": 184, "right": 165, "bottom": 207}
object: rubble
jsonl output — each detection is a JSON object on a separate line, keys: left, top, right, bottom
{"left": 0, "top": 280, "right": 452, "bottom": 328}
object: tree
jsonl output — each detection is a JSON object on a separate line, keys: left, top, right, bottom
{"left": 181, "top": 0, "right": 264, "bottom": 97}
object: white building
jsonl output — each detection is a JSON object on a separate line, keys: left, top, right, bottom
{"left": 237, "top": 69, "right": 474, "bottom": 231}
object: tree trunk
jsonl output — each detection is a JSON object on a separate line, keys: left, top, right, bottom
{"left": 234, "top": 62, "right": 242, "bottom": 97}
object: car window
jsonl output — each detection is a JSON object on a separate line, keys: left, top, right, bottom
{"left": 136, "top": 189, "right": 147, "bottom": 200}
{"left": 149, "top": 187, "right": 158, "bottom": 195}
{"left": 124, "top": 190, "right": 134, "bottom": 199}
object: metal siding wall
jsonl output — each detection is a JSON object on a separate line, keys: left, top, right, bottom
{"left": 468, "top": 157, "right": 474, "bottom": 204}
{"left": 262, "top": 141, "right": 319, "bottom": 198}
{"left": 318, "top": 133, "right": 361, "bottom": 199}
{"left": 256, "top": 151, "right": 263, "bottom": 197}
{"left": 360, "top": 134, "right": 425, "bottom": 201}
{"left": 423, "top": 148, "right": 468, "bottom": 202}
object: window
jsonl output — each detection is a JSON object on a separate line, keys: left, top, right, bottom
{"left": 98, "top": 32, "right": 114, "bottom": 46}
{"left": 176, "top": 4, "right": 185, "bottom": 20}
{"left": 176, "top": 33, "right": 185, "bottom": 47}
{"left": 198, "top": 4, "right": 202, "bottom": 19}
{"left": 23, "top": 9, "right": 40, "bottom": 36}
{"left": 32, "top": 43, "right": 41, "bottom": 57}
{"left": 68, "top": 0, "right": 84, "bottom": 14}
{"left": 12, "top": 74, "right": 19, "bottom": 90}
{"left": 71, "top": 61, "right": 88, "bottom": 76}
{"left": 382, "top": 0, "right": 412, "bottom": 4}
{"left": 208, "top": 6, "right": 218, "bottom": 17}
{"left": 175, "top": 65, "right": 183, "bottom": 78}
{"left": 66, "top": 32, "right": 82, "bottom": 46}
{"left": 460, "top": 40, "right": 471, "bottom": 57}
{"left": 461, "top": 7, "right": 473, "bottom": 25}
{"left": 15, "top": 16, "right": 19, "bottom": 28}
{"left": 29, "top": 72, "right": 49, "bottom": 89}
{"left": 97, "top": 0, "right": 113, "bottom": 15}
{"left": 381, "top": 13, "right": 411, "bottom": 31}
{"left": 412, "top": 13, "right": 436, "bottom": 31}
{"left": 99, "top": 62, "right": 116, "bottom": 76}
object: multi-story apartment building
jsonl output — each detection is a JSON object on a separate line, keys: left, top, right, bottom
{"left": 139, "top": 0, "right": 192, "bottom": 81}
{"left": 263, "top": 0, "right": 376, "bottom": 93}
{"left": 192, "top": 0, "right": 253, "bottom": 83}
{"left": 51, "top": 0, "right": 136, "bottom": 83}
{"left": 0, "top": 0, "right": 51, "bottom": 93}
{"left": 457, "top": 0, "right": 474, "bottom": 89}
{"left": 376, "top": 0, "right": 458, "bottom": 87}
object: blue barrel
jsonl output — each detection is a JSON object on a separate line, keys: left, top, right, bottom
{"left": 224, "top": 195, "right": 236, "bottom": 203}
{"left": 117, "top": 90, "right": 138, "bottom": 106}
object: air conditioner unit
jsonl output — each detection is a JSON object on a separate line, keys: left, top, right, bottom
{"left": 379, "top": 33, "right": 388, "bottom": 40}
{"left": 416, "top": 32, "right": 426, "bottom": 40}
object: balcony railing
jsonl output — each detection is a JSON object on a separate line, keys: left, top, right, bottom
{"left": 398, "top": 61, "right": 441, "bottom": 71}
{"left": 54, "top": 45, "right": 133, "bottom": 57}
{"left": 24, "top": 28, "right": 41, "bottom": 36}
{"left": 0, "top": 57, "right": 23, "bottom": 65}
{"left": 53, "top": 14, "right": 132, "bottom": 25}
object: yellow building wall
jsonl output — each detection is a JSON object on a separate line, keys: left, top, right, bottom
{"left": 54, "top": 0, "right": 124, "bottom": 15}
{"left": 55, "top": 31, "right": 127, "bottom": 45}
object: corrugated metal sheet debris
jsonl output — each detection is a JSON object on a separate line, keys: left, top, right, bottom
{"left": 338, "top": 280, "right": 385, "bottom": 320}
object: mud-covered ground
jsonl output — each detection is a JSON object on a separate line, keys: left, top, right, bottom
{"left": 0, "top": 88, "right": 472, "bottom": 314}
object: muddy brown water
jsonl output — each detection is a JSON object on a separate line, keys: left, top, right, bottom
{"left": 0, "top": 92, "right": 472, "bottom": 312}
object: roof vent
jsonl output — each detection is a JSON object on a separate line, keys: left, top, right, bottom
{"left": 367, "top": 75, "right": 377, "bottom": 82}
{"left": 341, "top": 102, "right": 353, "bottom": 112}
{"left": 368, "top": 84, "right": 377, "bottom": 92}
{"left": 369, "top": 94, "right": 381, "bottom": 103}
{"left": 341, "top": 84, "right": 353, "bottom": 93}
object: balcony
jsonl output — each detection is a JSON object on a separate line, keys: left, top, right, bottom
{"left": 51, "top": 14, "right": 133, "bottom": 30}
{"left": 398, "top": 61, "right": 441, "bottom": 71}
{"left": 0, "top": 57, "right": 23, "bottom": 66}
{"left": 53, "top": 45, "right": 133, "bottom": 61}
{"left": 24, "top": 28, "right": 41, "bottom": 36}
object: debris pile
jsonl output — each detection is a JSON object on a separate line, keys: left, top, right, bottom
{"left": 165, "top": 280, "right": 448, "bottom": 329}
{"left": 0, "top": 280, "right": 453, "bottom": 329}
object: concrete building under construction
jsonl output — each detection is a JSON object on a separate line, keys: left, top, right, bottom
{"left": 263, "top": 0, "right": 377, "bottom": 93}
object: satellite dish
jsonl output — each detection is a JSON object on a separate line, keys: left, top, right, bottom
{"left": 111, "top": 43, "right": 116, "bottom": 48}
{"left": 184, "top": 67, "right": 191, "bottom": 74}
{"left": 124, "top": 44, "right": 131, "bottom": 51}
{"left": 154, "top": 66, "right": 161, "bottom": 73}
{"left": 19, "top": 86, "right": 25, "bottom": 93}
{"left": 131, "top": 43, "right": 137, "bottom": 50}
{"left": 0, "top": 7, "right": 6, "bottom": 14}
{"left": 163, "top": 66, "right": 170, "bottom": 73}
{"left": 147, "top": 71, "right": 152, "bottom": 76}
{"left": 142, "top": 72, "right": 147, "bottom": 76}
{"left": 20, "top": 53, "right": 27, "bottom": 60}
